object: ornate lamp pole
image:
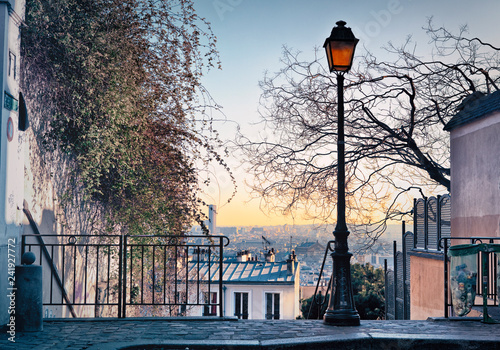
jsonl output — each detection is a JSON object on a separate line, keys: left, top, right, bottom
{"left": 322, "top": 20, "right": 360, "bottom": 326}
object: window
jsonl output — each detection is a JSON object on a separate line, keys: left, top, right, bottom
{"left": 234, "top": 292, "right": 249, "bottom": 319}
{"left": 176, "top": 292, "right": 187, "bottom": 316}
{"left": 265, "top": 292, "right": 280, "bottom": 319}
{"left": 203, "top": 292, "right": 217, "bottom": 316}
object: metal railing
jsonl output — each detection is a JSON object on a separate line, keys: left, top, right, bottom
{"left": 307, "top": 240, "right": 334, "bottom": 319}
{"left": 384, "top": 222, "right": 413, "bottom": 320}
{"left": 122, "top": 235, "right": 229, "bottom": 318}
{"left": 21, "top": 234, "right": 229, "bottom": 318}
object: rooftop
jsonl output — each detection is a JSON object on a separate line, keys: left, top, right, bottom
{"left": 190, "top": 260, "right": 298, "bottom": 284}
{"left": 3, "top": 318, "right": 500, "bottom": 350}
{"left": 295, "top": 241, "right": 324, "bottom": 249}
{"left": 444, "top": 90, "right": 500, "bottom": 131}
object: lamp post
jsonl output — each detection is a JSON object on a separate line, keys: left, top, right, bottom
{"left": 322, "top": 20, "right": 360, "bottom": 326}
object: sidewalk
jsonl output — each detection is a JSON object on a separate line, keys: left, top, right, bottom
{"left": 2, "top": 317, "right": 500, "bottom": 350}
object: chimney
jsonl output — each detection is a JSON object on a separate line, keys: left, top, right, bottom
{"left": 287, "top": 250, "right": 297, "bottom": 275}
{"left": 208, "top": 205, "right": 217, "bottom": 234}
{"left": 192, "top": 248, "right": 209, "bottom": 261}
{"left": 236, "top": 250, "right": 251, "bottom": 262}
{"left": 265, "top": 248, "right": 275, "bottom": 262}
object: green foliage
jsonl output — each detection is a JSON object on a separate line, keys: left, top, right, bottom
{"left": 351, "top": 263, "right": 385, "bottom": 320}
{"left": 300, "top": 263, "right": 385, "bottom": 320}
{"left": 21, "top": 0, "right": 233, "bottom": 234}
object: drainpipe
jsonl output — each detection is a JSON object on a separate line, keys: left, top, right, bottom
{"left": 222, "top": 286, "right": 227, "bottom": 317}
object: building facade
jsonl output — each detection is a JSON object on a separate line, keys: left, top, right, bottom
{"left": 0, "top": 0, "right": 26, "bottom": 326}
{"left": 409, "top": 91, "right": 500, "bottom": 320}
{"left": 444, "top": 91, "right": 500, "bottom": 239}
{"left": 187, "top": 252, "right": 301, "bottom": 320}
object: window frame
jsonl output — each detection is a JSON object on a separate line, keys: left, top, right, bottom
{"left": 233, "top": 290, "right": 251, "bottom": 319}
{"left": 263, "top": 291, "right": 282, "bottom": 320}
{"left": 202, "top": 291, "right": 218, "bottom": 316}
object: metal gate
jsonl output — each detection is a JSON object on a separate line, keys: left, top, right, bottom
{"left": 385, "top": 228, "right": 413, "bottom": 320}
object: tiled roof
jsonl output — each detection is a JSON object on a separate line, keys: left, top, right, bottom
{"left": 188, "top": 260, "right": 298, "bottom": 284}
{"left": 295, "top": 241, "right": 325, "bottom": 250}
{"left": 444, "top": 90, "right": 500, "bottom": 131}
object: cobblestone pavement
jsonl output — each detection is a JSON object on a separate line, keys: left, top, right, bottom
{"left": 2, "top": 317, "right": 500, "bottom": 350}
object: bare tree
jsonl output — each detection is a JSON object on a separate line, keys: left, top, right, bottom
{"left": 237, "top": 20, "right": 500, "bottom": 245}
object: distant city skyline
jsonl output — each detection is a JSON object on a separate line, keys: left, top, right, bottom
{"left": 194, "top": 0, "right": 500, "bottom": 226}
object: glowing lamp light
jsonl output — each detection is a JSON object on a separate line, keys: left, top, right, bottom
{"left": 323, "top": 21, "right": 359, "bottom": 73}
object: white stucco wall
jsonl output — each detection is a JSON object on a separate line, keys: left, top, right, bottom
{"left": 189, "top": 282, "right": 299, "bottom": 320}
{"left": 0, "top": 0, "right": 108, "bottom": 325}
{"left": 225, "top": 283, "right": 297, "bottom": 319}
{"left": 0, "top": 0, "right": 25, "bottom": 327}
{"left": 449, "top": 111, "right": 500, "bottom": 238}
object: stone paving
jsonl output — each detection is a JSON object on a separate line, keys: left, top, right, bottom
{"left": 2, "top": 317, "right": 500, "bottom": 350}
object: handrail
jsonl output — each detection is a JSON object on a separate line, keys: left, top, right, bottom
{"left": 126, "top": 234, "right": 230, "bottom": 247}
{"left": 307, "top": 240, "right": 335, "bottom": 319}
{"left": 22, "top": 206, "right": 77, "bottom": 318}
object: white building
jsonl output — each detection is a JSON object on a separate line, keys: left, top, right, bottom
{"left": 0, "top": 0, "right": 26, "bottom": 326}
{"left": 186, "top": 252, "right": 300, "bottom": 319}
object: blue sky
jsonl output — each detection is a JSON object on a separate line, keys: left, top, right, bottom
{"left": 193, "top": 0, "right": 500, "bottom": 226}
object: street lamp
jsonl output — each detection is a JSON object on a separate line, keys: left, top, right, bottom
{"left": 323, "top": 20, "right": 360, "bottom": 326}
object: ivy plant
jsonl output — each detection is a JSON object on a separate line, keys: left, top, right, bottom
{"left": 21, "top": 0, "right": 234, "bottom": 235}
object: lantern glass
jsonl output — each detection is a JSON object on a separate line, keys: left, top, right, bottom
{"left": 325, "top": 40, "right": 357, "bottom": 72}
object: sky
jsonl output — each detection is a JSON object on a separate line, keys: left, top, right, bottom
{"left": 192, "top": 0, "right": 500, "bottom": 227}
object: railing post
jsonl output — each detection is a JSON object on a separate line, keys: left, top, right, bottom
{"left": 21, "top": 234, "right": 26, "bottom": 256}
{"left": 436, "top": 195, "right": 442, "bottom": 251}
{"left": 443, "top": 238, "right": 449, "bottom": 318}
{"left": 402, "top": 221, "right": 408, "bottom": 320}
{"left": 185, "top": 246, "right": 189, "bottom": 309}
{"left": 117, "top": 235, "right": 123, "bottom": 318}
{"left": 494, "top": 248, "right": 498, "bottom": 307}
{"left": 219, "top": 237, "right": 224, "bottom": 317}
{"left": 488, "top": 239, "right": 495, "bottom": 300}
{"left": 174, "top": 243, "right": 178, "bottom": 306}
{"left": 122, "top": 235, "right": 127, "bottom": 318}
{"left": 413, "top": 198, "right": 417, "bottom": 249}
{"left": 95, "top": 245, "right": 100, "bottom": 317}
{"left": 481, "top": 250, "right": 490, "bottom": 323}
{"left": 424, "top": 197, "right": 428, "bottom": 250}
{"left": 393, "top": 240, "right": 397, "bottom": 319}
{"left": 384, "top": 259, "right": 388, "bottom": 320}
{"left": 207, "top": 246, "right": 211, "bottom": 315}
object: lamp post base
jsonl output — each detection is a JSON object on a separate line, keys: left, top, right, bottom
{"left": 323, "top": 309, "right": 360, "bottom": 326}
{"left": 323, "top": 251, "right": 360, "bottom": 326}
